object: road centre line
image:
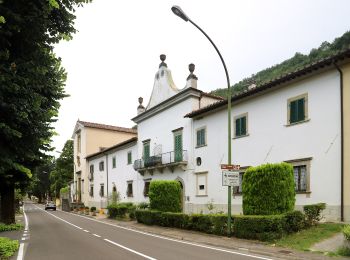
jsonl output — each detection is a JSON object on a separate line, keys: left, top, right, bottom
{"left": 61, "top": 210, "right": 274, "bottom": 260}
{"left": 104, "top": 239, "right": 157, "bottom": 260}
{"left": 93, "top": 234, "right": 101, "bottom": 238}
{"left": 83, "top": 229, "right": 89, "bottom": 232}
{"left": 34, "top": 204, "right": 156, "bottom": 259}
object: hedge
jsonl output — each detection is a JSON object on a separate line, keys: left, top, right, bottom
{"left": 0, "top": 223, "right": 24, "bottom": 232}
{"left": 233, "top": 215, "right": 286, "bottom": 241}
{"left": 242, "top": 163, "right": 295, "bottom": 215}
{"left": 283, "top": 210, "right": 305, "bottom": 233}
{"left": 107, "top": 203, "right": 135, "bottom": 219}
{"left": 343, "top": 225, "right": 350, "bottom": 241}
{"left": 149, "top": 180, "right": 182, "bottom": 212}
{"left": 135, "top": 210, "right": 232, "bottom": 236}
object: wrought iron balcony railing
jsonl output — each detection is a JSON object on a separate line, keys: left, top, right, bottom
{"left": 133, "top": 150, "right": 188, "bottom": 172}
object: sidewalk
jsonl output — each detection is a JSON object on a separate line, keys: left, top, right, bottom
{"left": 86, "top": 213, "right": 347, "bottom": 260}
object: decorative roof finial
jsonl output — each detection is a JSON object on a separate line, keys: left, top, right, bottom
{"left": 159, "top": 54, "right": 167, "bottom": 68}
{"left": 187, "top": 63, "right": 198, "bottom": 80}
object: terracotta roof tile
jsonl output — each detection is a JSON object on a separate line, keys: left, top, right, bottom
{"left": 78, "top": 120, "right": 137, "bottom": 134}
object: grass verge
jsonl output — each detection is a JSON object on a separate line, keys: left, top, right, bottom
{"left": 275, "top": 223, "right": 343, "bottom": 251}
{"left": 0, "top": 223, "right": 24, "bottom": 232}
{"left": 0, "top": 237, "right": 19, "bottom": 259}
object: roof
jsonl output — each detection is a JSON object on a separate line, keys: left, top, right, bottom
{"left": 85, "top": 137, "right": 138, "bottom": 160}
{"left": 185, "top": 48, "right": 350, "bottom": 118}
{"left": 77, "top": 120, "right": 137, "bottom": 134}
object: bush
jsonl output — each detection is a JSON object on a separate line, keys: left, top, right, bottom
{"left": 60, "top": 186, "right": 69, "bottom": 195}
{"left": 303, "top": 203, "right": 326, "bottom": 226}
{"left": 138, "top": 202, "right": 149, "bottom": 209}
{"left": 189, "top": 214, "right": 213, "bottom": 233}
{"left": 233, "top": 215, "right": 286, "bottom": 241}
{"left": 283, "top": 210, "right": 305, "bottom": 233}
{"left": 107, "top": 204, "right": 128, "bottom": 218}
{"left": 135, "top": 210, "right": 162, "bottom": 225}
{"left": 149, "top": 180, "right": 182, "bottom": 212}
{"left": 343, "top": 225, "right": 350, "bottom": 241}
{"left": 0, "top": 223, "right": 24, "bottom": 232}
{"left": 242, "top": 163, "right": 295, "bottom": 215}
{"left": 90, "top": 206, "right": 96, "bottom": 212}
{"left": 211, "top": 214, "right": 230, "bottom": 236}
{"left": 0, "top": 237, "right": 19, "bottom": 259}
{"left": 160, "top": 212, "right": 190, "bottom": 229}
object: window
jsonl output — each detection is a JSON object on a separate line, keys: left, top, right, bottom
{"left": 143, "top": 180, "right": 151, "bottom": 197}
{"left": 127, "top": 151, "right": 132, "bottom": 165}
{"left": 77, "top": 133, "right": 81, "bottom": 153}
{"left": 284, "top": 158, "right": 311, "bottom": 193}
{"left": 196, "top": 172, "right": 208, "bottom": 196}
{"left": 288, "top": 93, "right": 308, "bottom": 124}
{"left": 233, "top": 172, "right": 246, "bottom": 194}
{"left": 77, "top": 156, "right": 81, "bottom": 167}
{"left": 89, "top": 185, "right": 94, "bottom": 197}
{"left": 99, "top": 161, "right": 104, "bottom": 171}
{"left": 99, "top": 184, "right": 104, "bottom": 197}
{"left": 81, "top": 179, "right": 84, "bottom": 194}
{"left": 112, "top": 156, "right": 116, "bottom": 168}
{"left": 126, "top": 181, "right": 133, "bottom": 197}
{"left": 143, "top": 141, "right": 150, "bottom": 160}
{"left": 196, "top": 127, "right": 206, "bottom": 147}
{"left": 89, "top": 165, "right": 94, "bottom": 174}
{"left": 234, "top": 113, "right": 248, "bottom": 137}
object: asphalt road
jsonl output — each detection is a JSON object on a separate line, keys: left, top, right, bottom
{"left": 21, "top": 202, "right": 275, "bottom": 260}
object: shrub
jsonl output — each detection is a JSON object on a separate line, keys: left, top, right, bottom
{"left": 233, "top": 215, "right": 286, "bottom": 241}
{"left": 107, "top": 204, "right": 128, "bottom": 218}
{"left": 90, "top": 206, "right": 96, "bottom": 212}
{"left": 283, "top": 210, "right": 305, "bottom": 233}
{"left": 190, "top": 214, "right": 213, "bottom": 233}
{"left": 135, "top": 210, "right": 162, "bottom": 225}
{"left": 0, "top": 223, "right": 24, "bottom": 232}
{"left": 343, "top": 225, "right": 350, "bottom": 241}
{"left": 128, "top": 205, "right": 137, "bottom": 220}
{"left": 60, "top": 186, "right": 69, "bottom": 195}
{"left": 303, "top": 203, "right": 326, "bottom": 226}
{"left": 0, "top": 237, "right": 19, "bottom": 258}
{"left": 242, "top": 163, "right": 295, "bottom": 215}
{"left": 160, "top": 212, "right": 190, "bottom": 229}
{"left": 211, "top": 214, "right": 230, "bottom": 236}
{"left": 138, "top": 202, "right": 149, "bottom": 209}
{"left": 149, "top": 180, "right": 182, "bottom": 212}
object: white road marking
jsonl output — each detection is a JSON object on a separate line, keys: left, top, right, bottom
{"left": 93, "top": 234, "right": 101, "bottom": 238}
{"left": 62, "top": 211, "right": 274, "bottom": 260}
{"left": 23, "top": 233, "right": 28, "bottom": 237}
{"left": 21, "top": 237, "right": 26, "bottom": 241}
{"left": 83, "top": 229, "right": 89, "bottom": 232}
{"left": 104, "top": 239, "right": 157, "bottom": 260}
{"left": 17, "top": 204, "right": 28, "bottom": 260}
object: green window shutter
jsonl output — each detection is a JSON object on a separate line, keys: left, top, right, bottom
{"left": 297, "top": 98, "right": 305, "bottom": 121}
{"left": 196, "top": 130, "right": 200, "bottom": 146}
{"left": 174, "top": 133, "right": 183, "bottom": 162}
{"left": 143, "top": 143, "right": 150, "bottom": 159}
{"left": 112, "top": 157, "right": 116, "bottom": 168}
{"left": 241, "top": 117, "right": 246, "bottom": 135}
{"left": 290, "top": 100, "right": 298, "bottom": 123}
{"left": 127, "top": 152, "right": 132, "bottom": 164}
{"left": 235, "top": 118, "right": 241, "bottom": 136}
{"left": 201, "top": 129, "right": 205, "bottom": 145}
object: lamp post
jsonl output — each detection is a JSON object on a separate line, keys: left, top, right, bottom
{"left": 171, "top": 5, "right": 233, "bottom": 236}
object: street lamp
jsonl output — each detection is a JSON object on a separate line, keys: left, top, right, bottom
{"left": 171, "top": 5, "right": 233, "bottom": 236}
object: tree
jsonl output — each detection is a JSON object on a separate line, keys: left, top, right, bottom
{"left": 0, "top": 0, "right": 90, "bottom": 224}
{"left": 50, "top": 140, "right": 73, "bottom": 198}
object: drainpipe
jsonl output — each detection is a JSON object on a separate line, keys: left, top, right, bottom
{"left": 334, "top": 62, "right": 344, "bottom": 222}
{"left": 106, "top": 153, "right": 109, "bottom": 207}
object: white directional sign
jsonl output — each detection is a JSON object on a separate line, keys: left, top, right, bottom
{"left": 222, "top": 170, "right": 240, "bottom": 187}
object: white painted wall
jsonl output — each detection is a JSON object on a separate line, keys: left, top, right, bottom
{"left": 193, "top": 70, "right": 342, "bottom": 219}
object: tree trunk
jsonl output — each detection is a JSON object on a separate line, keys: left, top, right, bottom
{"left": 0, "top": 181, "right": 15, "bottom": 224}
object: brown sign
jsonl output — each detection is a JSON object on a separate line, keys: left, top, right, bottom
{"left": 220, "top": 164, "right": 240, "bottom": 170}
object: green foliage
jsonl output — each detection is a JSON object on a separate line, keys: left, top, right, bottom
{"left": 60, "top": 186, "right": 69, "bottom": 194}
{"left": 342, "top": 225, "right": 350, "bottom": 241}
{"left": 0, "top": 237, "right": 19, "bottom": 259}
{"left": 210, "top": 31, "right": 350, "bottom": 98}
{"left": 107, "top": 203, "right": 135, "bottom": 219}
{"left": 90, "top": 206, "right": 96, "bottom": 212}
{"left": 137, "top": 202, "right": 149, "bottom": 209}
{"left": 242, "top": 163, "right": 295, "bottom": 215}
{"left": 159, "top": 212, "right": 190, "bottom": 229}
{"left": 283, "top": 211, "right": 305, "bottom": 233}
{"left": 149, "top": 180, "right": 182, "bottom": 212}
{"left": 0, "top": 223, "right": 24, "bottom": 232}
{"left": 303, "top": 203, "right": 326, "bottom": 226}
{"left": 336, "top": 246, "right": 350, "bottom": 257}
{"left": 233, "top": 215, "right": 286, "bottom": 241}
{"left": 135, "top": 210, "right": 162, "bottom": 225}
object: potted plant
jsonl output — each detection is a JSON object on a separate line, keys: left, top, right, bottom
{"left": 79, "top": 206, "right": 85, "bottom": 214}
{"left": 90, "top": 206, "right": 96, "bottom": 216}
{"left": 85, "top": 206, "right": 89, "bottom": 215}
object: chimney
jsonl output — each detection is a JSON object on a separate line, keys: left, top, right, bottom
{"left": 137, "top": 97, "right": 145, "bottom": 115}
{"left": 185, "top": 63, "right": 198, "bottom": 89}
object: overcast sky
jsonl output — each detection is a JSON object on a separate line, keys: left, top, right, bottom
{"left": 52, "top": 0, "right": 350, "bottom": 156}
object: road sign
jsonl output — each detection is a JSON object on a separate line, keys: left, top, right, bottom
{"left": 222, "top": 170, "right": 240, "bottom": 187}
{"left": 221, "top": 164, "right": 240, "bottom": 170}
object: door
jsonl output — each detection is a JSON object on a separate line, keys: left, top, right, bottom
{"left": 174, "top": 132, "right": 183, "bottom": 162}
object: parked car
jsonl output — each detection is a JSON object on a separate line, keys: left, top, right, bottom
{"left": 45, "top": 201, "right": 56, "bottom": 211}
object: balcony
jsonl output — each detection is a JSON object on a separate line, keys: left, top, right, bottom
{"left": 133, "top": 150, "right": 188, "bottom": 175}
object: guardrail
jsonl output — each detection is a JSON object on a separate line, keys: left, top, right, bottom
{"left": 133, "top": 150, "right": 188, "bottom": 170}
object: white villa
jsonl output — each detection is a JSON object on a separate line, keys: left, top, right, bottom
{"left": 76, "top": 49, "right": 350, "bottom": 222}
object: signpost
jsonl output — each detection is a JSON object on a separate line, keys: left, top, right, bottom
{"left": 222, "top": 170, "right": 240, "bottom": 186}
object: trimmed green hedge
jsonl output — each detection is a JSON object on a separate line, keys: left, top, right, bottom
{"left": 149, "top": 180, "right": 182, "bottom": 212}
{"left": 107, "top": 203, "right": 135, "bottom": 219}
{"left": 283, "top": 210, "right": 305, "bottom": 233}
{"left": 0, "top": 223, "right": 24, "bottom": 232}
{"left": 233, "top": 215, "right": 286, "bottom": 241}
{"left": 135, "top": 210, "right": 232, "bottom": 236}
{"left": 242, "top": 163, "right": 295, "bottom": 215}
{"left": 343, "top": 225, "right": 350, "bottom": 241}
{"left": 0, "top": 237, "right": 19, "bottom": 259}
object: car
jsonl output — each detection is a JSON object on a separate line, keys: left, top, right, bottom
{"left": 45, "top": 201, "right": 56, "bottom": 211}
